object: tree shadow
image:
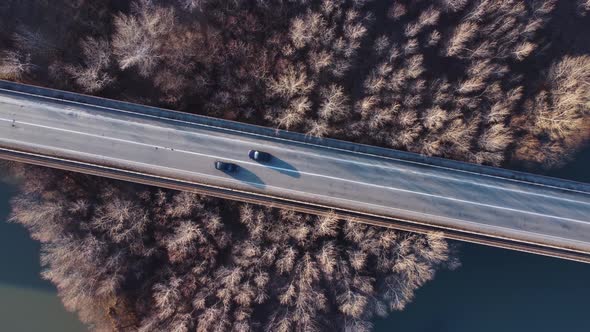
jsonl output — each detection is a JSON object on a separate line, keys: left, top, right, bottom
{"left": 269, "top": 156, "right": 300, "bottom": 178}
{"left": 224, "top": 167, "right": 266, "bottom": 189}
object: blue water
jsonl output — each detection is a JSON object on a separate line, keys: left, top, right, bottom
{"left": 0, "top": 179, "right": 85, "bottom": 332}
{"left": 374, "top": 243, "right": 590, "bottom": 332}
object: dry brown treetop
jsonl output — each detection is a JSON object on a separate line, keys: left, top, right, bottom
{"left": 9, "top": 164, "right": 457, "bottom": 331}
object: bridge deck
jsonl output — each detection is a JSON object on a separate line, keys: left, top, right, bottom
{"left": 0, "top": 80, "right": 589, "bottom": 262}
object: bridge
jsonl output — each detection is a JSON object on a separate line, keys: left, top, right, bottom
{"left": 0, "top": 80, "right": 589, "bottom": 263}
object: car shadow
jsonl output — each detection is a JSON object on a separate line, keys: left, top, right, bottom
{"left": 225, "top": 166, "right": 266, "bottom": 189}
{"left": 270, "top": 156, "right": 300, "bottom": 178}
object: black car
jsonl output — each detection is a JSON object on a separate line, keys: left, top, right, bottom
{"left": 214, "top": 161, "right": 237, "bottom": 172}
{"left": 248, "top": 150, "right": 271, "bottom": 162}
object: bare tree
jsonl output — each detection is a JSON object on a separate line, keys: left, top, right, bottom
{"left": 579, "top": 0, "right": 590, "bottom": 15}
{"left": 514, "top": 56, "right": 590, "bottom": 167}
{"left": 446, "top": 22, "right": 478, "bottom": 57}
{"left": 112, "top": 0, "right": 175, "bottom": 76}
{"left": 66, "top": 37, "right": 114, "bottom": 93}
{"left": 318, "top": 84, "right": 349, "bottom": 121}
{"left": 269, "top": 66, "right": 313, "bottom": 98}
{"left": 0, "top": 51, "right": 34, "bottom": 80}
{"left": 9, "top": 157, "right": 456, "bottom": 331}
{"left": 439, "top": 0, "right": 469, "bottom": 12}
{"left": 13, "top": 26, "right": 55, "bottom": 56}
{"left": 513, "top": 41, "right": 536, "bottom": 61}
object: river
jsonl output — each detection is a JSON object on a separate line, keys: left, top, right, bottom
{"left": 0, "top": 149, "right": 588, "bottom": 331}
{"left": 374, "top": 147, "right": 590, "bottom": 332}
{"left": 0, "top": 177, "right": 86, "bottom": 331}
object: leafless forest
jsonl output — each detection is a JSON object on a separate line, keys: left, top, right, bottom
{"left": 7, "top": 163, "right": 457, "bottom": 331}
{"left": 1, "top": 0, "right": 589, "bottom": 331}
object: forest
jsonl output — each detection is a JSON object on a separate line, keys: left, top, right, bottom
{"left": 1, "top": 0, "right": 589, "bottom": 331}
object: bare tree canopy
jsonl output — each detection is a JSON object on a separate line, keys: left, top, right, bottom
{"left": 9, "top": 165, "right": 457, "bottom": 331}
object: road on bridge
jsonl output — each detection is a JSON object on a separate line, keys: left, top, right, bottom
{"left": 0, "top": 82, "right": 589, "bottom": 260}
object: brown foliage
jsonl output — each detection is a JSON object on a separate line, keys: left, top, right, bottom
{"left": 0, "top": 50, "right": 33, "bottom": 80}
{"left": 514, "top": 56, "right": 590, "bottom": 167}
{"left": 9, "top": 165, "right": 456, "bottom": 331}
{"left": 112, "top": 1, "right": 176, "bottom": 76}
{"left": 66, "top": 37, "right": 114, "bottom": 93}
{"left": 346, "top": 0, "right": 567, "bottom": 166}
{"left": 3, "top": 0, "right": 580, "bottom": 168}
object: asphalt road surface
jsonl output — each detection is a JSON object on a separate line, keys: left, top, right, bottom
{"left": 0, "top": 84, "right": 589, "bottom": 257}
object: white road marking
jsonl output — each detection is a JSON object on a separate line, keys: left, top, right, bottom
{"left": 1, "top": 89, "right": 588, "bottom": 195}
{"left": 1, "top": 107, "right": 589, "bottom": 206}
{"left": 1, "top": 117, "right": 589, "bottom": 225}
{"left": 1, "top": 144, "right": 589, "bottom": 250}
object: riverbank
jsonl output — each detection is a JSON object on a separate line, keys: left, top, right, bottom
{"left": 374, "top": 146, "right": 590, "bottom": 331}
{"left": 374, "top": 242, "right": 590, "bottom": 332}
{"left": 0, "top": 178, "right": 85, "bottom": 332}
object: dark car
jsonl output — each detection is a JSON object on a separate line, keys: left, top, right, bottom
{"left": 248, "top": 150, "right": 271, "bottom": 162}
{"left": 214, "top": 161, "right": 237, "bottom": 172}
